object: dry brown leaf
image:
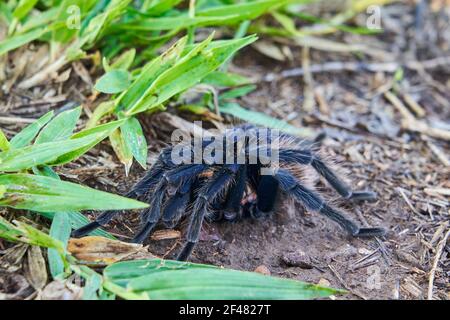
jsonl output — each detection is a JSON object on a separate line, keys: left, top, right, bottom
{"left": 68, "top": 236, "right": 145, "bottom": 264}
{"left": 72, "top": 61, "right": 93, "bottom": 87}
{"left": 252, "top": 41, "right": 286, "bottom": 61}
{"left": 150, "top": 229, "right": 181, "bottom": 241}
{"left": 37, "top": 280, "right": 82, "bottom": 300}
{"left": 55, "top": 68, "right": 72, "bottom": 83}
{"left": 0, "top": 273, "right": 32, "bottom": 300}
{"left": 23, "top": 45, "right": 50, "bottom": 78}
{"left": 23, "top": 245, "right": 48, "bottom": 291}
{"left": 0, "top": 244, "right": 28, "bottom": 272}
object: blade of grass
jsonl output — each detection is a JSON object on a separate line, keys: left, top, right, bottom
{"left": 109, "top": 128, "right": 133, "bottom": 174}
{"left": 0, "top": 174, "right": 148, "bottom": 212}
{"left": 0, "top": 129, "right": 10, "bottom": 152}
{"left": 115, "top": 36, "right": 187, "bottom": 113}
{"left": 95, "top": 69, "right": 132, "bottom": 94}
{"left": 105, "top": 259, "right": 344, "bottom": 299}
{"left": 35, "top": 106, "right": 82, "bottom": 144}
{"left": 121, "top": 117, "right": 148, "bottom": 169}
{"left": 38, "top": 211, "right": 115, "bottom": 239}
{"left": 48, "top": 212, "right": 71, "bottom": 278}
{"left": 0, "top": 121, "right": 123, "bottom": 171}
{"left": 9, "top": 111, "right": 54, "bottom": 149}
{"left": 126, "top": 34, "right": 257, "bottom": 116}
{"left": 0, "top": 27, "right": 48, "bottom": 56}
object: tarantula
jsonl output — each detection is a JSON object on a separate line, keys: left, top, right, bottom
{"left": 73, "top": 124, "right": 385, "bottom": 261}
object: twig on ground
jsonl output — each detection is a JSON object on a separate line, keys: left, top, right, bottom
{"left": 0, "top": 116, "right": 37, "bottom": 124}
{"left": 384, "top": 91, "right": 450, "bottom": 141}
{"left": 402, "top": 93, "right": 426, "bottom": 118}
{"left": 18, "top": 55, "right": 68, "bottom": 89}
{"left": 261, "top": 56, "right": 450, "bottom": 83}
{"left": 397, "top": 187, "right": 420, "bottom": 216}
{"left": 423, "top": 138, "right": 450, "bottom": 166}
{"left": 427, "top": 227, "right": 450, "bottom": 300}
{"left": 301, "top": 46, "right": 315, "bottom": 112}
{"left": 424, "top": 187, "right": 450, "bottom": 197}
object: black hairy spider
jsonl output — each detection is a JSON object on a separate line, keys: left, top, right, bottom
{"left": 73, "top": 124, "right": 385, "bottom": 261}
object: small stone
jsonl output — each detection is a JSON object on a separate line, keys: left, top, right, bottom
{"left": 318, "top": 278, "right": 331, "bottom": 287}
{"left": 358, "top": 247, "right": 372, "bottom": 255}
{"left": 280, "top": 251, "right": 313, "bottom": 269}
{"left": 254, "top": 265, "right": 271, "bottom": 276}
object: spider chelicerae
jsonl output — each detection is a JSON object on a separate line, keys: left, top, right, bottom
{"left": 73, "top": 124, "right": 385, "bottom": 261}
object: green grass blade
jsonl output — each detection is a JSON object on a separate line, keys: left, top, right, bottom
{"left": 82, "top": 272, "right": 103, "bottom": 300}
{"left": 116, "top": 36, "right": 187, "bottom": 113}
{"left": 0, "top": 174, "right": 148, "bottom": 212}
{"left": 109, "top": 128, "right": 133, "bottom": 174}
{"left": 95, "top": 69, "right": 132, "bottom": 94}
{"left": 48, "top": 119, "right": 126, "bottom": 166}
{"left": 104, "top": 48, "right": 136, "bottom": 71}
{"left": 197, "top": 0, "right": 290, "bottom": 19}
{"left": 0, "top": 128, "right": 115, "bottom": 171}
{"left": 12, "top": 0, "right": 39, "bottom": 20}
{"left": 0, "top": 215, "right": 65, "bottom": 254}
{"left": 9, "top": 111, "right": 54, "bottom": 148}
{"left": 33, "top": 166, "right": 71, "bottom": 278}
{"left": 0, "top": 129, "right": 10, "bottom": 152}
{"left": 126, "top": 35, "right": 257, "bottom": 115}
{"left": 0, "top": 27, "right": 47, "bottom": 56}
{"left": 35, "top": 107, "right": 82, "bottom": 144}
{"left": 219, "top": 84, "right": 256, "bottom": 100}
{"left": 38, "top": 211, "right": 115, "bottom": 239}
{"left": 104, "top": 259, "right": 216, "bottom": 287}
{"left": 202, "top": 71, "right": 251, "bottom": 87}
{"left": 121, "top": 117, "right": 148, "bottom": 169}
{"left": 104, "top": 259, "right": 343, "bottom": 300}
{"left": 142, "top": 0, "right": 182, "bottom": 15}
{"left": 116, "top": 0, "right": 291, "bottom": 32}
{"left": 48, "top": 212, "right": 71, "bottom": 278}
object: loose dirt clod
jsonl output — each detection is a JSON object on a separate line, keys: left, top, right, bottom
{"left": 254, "top": 265, "right": 271, "bottom": 275}
{"left": 281, "top": 251, "right": 314, "bottom": 269}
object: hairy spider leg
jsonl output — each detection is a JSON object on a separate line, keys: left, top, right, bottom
{"left": 129, "top": 165, "right": 165, "bottom": 197}
{"left": 238, "top": 162, "right": 280, "bottom": 218}
{"left": 161, "top": 178, "right": 195, "bottom": 228}
{"left": 71, "top": 162, "right": 167, "bottom": 238}
{"left": 246, "top": 164, "right": 261, "bottom": 191}
{"left": 164, "top": 163, "right": 209, "bottom": 185}
{"left": 254, "top": 174, "right": 279, "bottom": 216}
{"left": 162, "top": 164, "right": 212, "bottom": 226}
{"left": 279, "top": 149, "right": 377, "bottom": 202}
{"left": 177, "top": 165, "right": 240, "bottom": 261}
{"left": 274, "top": 169, "right": 385, "bottom": 237}
{"left": 239, "top": 175, "right": 279, "bottom": 219}
{"left": 71, "top": 210, "right": 118, "bottom": 238}
{"left": 221, "top": 165, "right": 248, "bottom": 221}
{"left": 132, "top": 163, "right": 210, "bottom": 243}
{"left": 131, "top": 180, "right": 168, "bottom": 244}
{"left": 131, "top": 147, "right": 176, "bottom": 196}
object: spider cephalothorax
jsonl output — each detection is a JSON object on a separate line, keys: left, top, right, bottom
{"left": 73, "top": 124, "right": 385, "bottom": 261}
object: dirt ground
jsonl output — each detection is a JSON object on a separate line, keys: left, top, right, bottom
{"left": 1, "top": 2, "right": 449, "bottom": 300}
